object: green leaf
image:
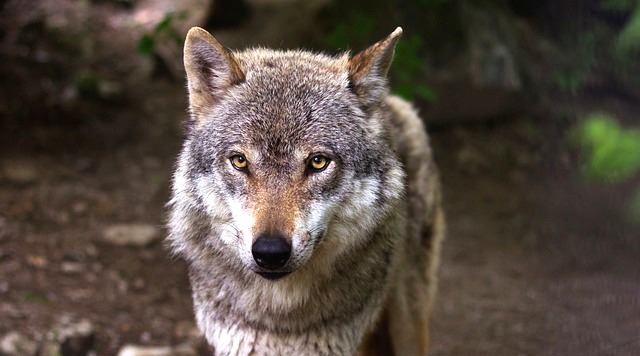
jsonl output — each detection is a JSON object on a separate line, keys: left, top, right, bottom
{"left": 415, "top": 85, "right": 438, "bottom": 102}
{"left": 177, "top": 11, "right": 190, "bottom": 20}
{"left": 352, "top": 14, "right": 375, "bottom": 39}
{"left": 616, "top": 5, "right": 640, "bottom": 55}
{"left": 138, "top": 34, "right": 155, "bottom": 55}
{"left": 394, "top": 83, "right": 416, "bottom": 100}
{"left": 326, "top": 23, "right": 349, "bottom": 50}
{"left": 393, "top": 35, "right": 423, "bottom": 73}
{"left": 326, "top": 14, "right": 375, "bottom": 50}
{"left": 574, "top": 113, "right": 640, "bottom": 182}
{"left": 154, "top": 14, "right": 174, "bottom": 33}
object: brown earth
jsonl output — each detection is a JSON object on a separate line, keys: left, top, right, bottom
{"left": 3, "top": 92, "right": 639, "bottom": 355}
{"left": 1, "top": 1, "right": 640, "bottom": 355}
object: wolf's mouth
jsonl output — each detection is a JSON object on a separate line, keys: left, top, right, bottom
{"left": 256, "top": 271, "right": 291, "bottom": 281}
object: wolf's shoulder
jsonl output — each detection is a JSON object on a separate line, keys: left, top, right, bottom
{"left": 384, "top": 95, "right": 432, "bottom": 159}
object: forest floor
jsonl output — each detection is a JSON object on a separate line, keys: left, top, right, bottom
{"left": 2, "top": 82, "right": 639, "bottom": 355}
{"left": 2, "top": 1, "right": 640, "bottom": 355}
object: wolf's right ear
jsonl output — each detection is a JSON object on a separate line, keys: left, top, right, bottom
{"left": 183, "top": 27, "right": 245, "bottom": 122}
{"left": 348, "top": 27, "right": 403, "bottom": 108}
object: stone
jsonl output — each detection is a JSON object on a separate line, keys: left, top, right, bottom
{"left": 116, "top": 343, "right": 198, "bottom": 356}
{"left": 102, "top": 224, "right": 160, "bottom": 247}
{"left": 2, "top": 160, "right": 39, "bottom": 185}
{"left": 44, "top": 317, "right": 95, "bottom": 356}
{"left": 459, "top": 1, "right": 522, "bottom": 91}
{"left": 0, "top": 332, "right": 38, "bottom": 356}
{"left": 97, "top": 80, "right": 124, "bottom": 101}
{"left": 61, "top": 262, "right": 85, "bottom": 274}
{"left": 39, "top": 342, "right": 62, "bottom": 356}
{"left": 422, "top": 1, "right": 531, "bottom": 124}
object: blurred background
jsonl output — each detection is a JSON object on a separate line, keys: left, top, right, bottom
{"left": 1, "top": 0, "right": 639, "bottom": 354}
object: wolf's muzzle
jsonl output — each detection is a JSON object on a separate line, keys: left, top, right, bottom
{"left": 252, "top": 234, "right": 291, "bottom": 270}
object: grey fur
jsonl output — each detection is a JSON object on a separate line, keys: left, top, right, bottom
{"left": 167, "top": 27, "right": 444, "bottom": 355}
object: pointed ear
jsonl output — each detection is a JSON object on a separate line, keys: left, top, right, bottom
{"left": 348, "top": 27, "right": 403, "bottom": 106}
{"left": 183, "top": 27, "right": 245, "bottom": 121}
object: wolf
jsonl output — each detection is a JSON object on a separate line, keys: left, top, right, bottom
{"left": 167, "top": 26, "right": 445, "bottom": 355}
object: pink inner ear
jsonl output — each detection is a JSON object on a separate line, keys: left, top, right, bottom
{"left": 184, "top": 27, "right": 245, "bottom": 95}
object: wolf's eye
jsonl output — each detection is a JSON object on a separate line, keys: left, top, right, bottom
{"left": 230, "top": 155, "right": 248, "bottom": 171}
{"left": 308, "top": 155, "right": 330, "bottom": 172}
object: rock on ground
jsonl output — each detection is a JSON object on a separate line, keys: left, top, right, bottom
{"left": 0, "top": 332, "right": 38, "bottom": 356}
{"left": 42, "top": 317, "right": 96, "bottom": 356}
{"left": 102, "top": 224, "right": 160, "bottom": 247}
{"left": 117, "top": 343, "right": 198, "bottom": 356}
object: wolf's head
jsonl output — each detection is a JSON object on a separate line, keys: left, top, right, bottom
{"left": 169, "top": 28, "right": 405, "bottom": 282}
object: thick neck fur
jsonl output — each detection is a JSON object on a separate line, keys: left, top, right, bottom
{"left": 166, "top": 98, "right": 406, "bottom": 354}
{"left": 183, "top": 208, "right": 402, "bottom": 355}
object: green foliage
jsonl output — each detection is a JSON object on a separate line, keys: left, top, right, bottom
{"left": 326, "top": 16, "right": 437, "bottom": 102}
{"left": 551, "top": 1, "right": 640, "bottom": 95}
{"left": 552, "top": 71, "right": 585, "bottom": 96}
{"left": 573, "top": 113, "right": 640, "bottom": 182}
{"left": 601, "top": 0, "right": 637, "bottom": 12}
{"left": 615, "top": 5, "right": 640, "bottom": 55}
{"left": 326, "top": 14, "right": 375, "bottom": 50}
{"left": 574, "top": 113, "right": 640, "bottom": 226}
{"left": 138, "top": 11, "right": 188, "bottom": 56}
{"left": 552, "top": 31, "right": 599, "bottom": 95}
{"left": 599, "top": 0, "right": 640, "bottom": 57}
{"left": 392, "top": 34, "right": 437, "bottom": 102}
{"left": 74, "top": 71, "right": 100, "bottom": 100}
{"left": 138, "top": 34, "right": 155, "bottom": 55}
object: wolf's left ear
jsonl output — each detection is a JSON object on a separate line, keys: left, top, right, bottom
{"left": 183, "top": 27, "right": 245, "bottom": 122}
{"left": 348, "top": 27, "right": 403, "bottom": 107}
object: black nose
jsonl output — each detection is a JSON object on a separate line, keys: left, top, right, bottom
{"left": 252, "top": 235, "right": 291, "bottom": 270}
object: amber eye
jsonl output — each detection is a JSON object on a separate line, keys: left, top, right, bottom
{"left": 308, "top": 155, "right": 330, "bottom": 172}
{"left": 230, "top": 155, "right": 248, "bottom": 170}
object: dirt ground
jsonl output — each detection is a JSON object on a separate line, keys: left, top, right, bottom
{"left": 3, "top": 87, "right": 639, "bottom": 355}
{"left": 430, "top": 110, "right": 640, "bottom": 355}
{"left": 2, "top": 1, "right": 640, "bottom": 355}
